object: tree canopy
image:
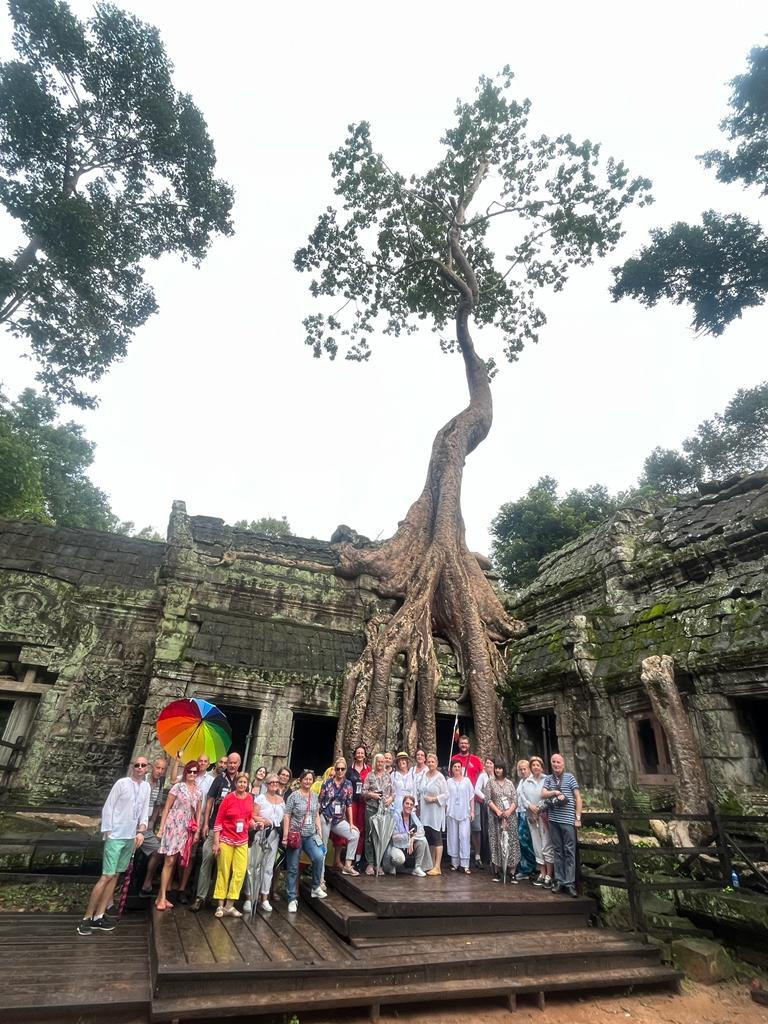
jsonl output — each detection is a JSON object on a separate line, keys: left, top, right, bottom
{"left": 0, "top": 0, "right": 233, "bottom": 406}
{"left": 232, "top": 516, "right": 293, "bottom": 539}
{"left": 612, "top": 43, "right": 768, "bottom": 335}
{"left": 296, "top": 67, "right": 652, "bottom": 367}
{"left": 0, "top": 386, "right": 114, "bottom": 527}
{"left": 491, "top": 477, "right": 619, "bottom": 590}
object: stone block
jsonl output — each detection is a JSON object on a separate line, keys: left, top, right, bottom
{"left": 671, "top": 937, "right": 735, "bottom": 984}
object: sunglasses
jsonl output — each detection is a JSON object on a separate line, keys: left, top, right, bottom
{"left": 186, "top": 768, "right": 198, "bottom": 774}
{"left": 134, "top": 762, "right": 148, "bottom": 769}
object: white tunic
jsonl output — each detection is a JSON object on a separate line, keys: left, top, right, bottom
{"left": 446, "top": 776, "right": 474, "bottom": 822}
{"left": 391, "top": 769, "right": 415, "bottom": 812}
{"left": 101, "top": 777, "right": 150, "bottom": 840}
{"left": 419, "top": 772, "right": 448, "bottom": 831}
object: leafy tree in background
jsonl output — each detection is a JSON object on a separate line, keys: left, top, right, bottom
{"left": 491, "top": 380, "right": 768, "bottom": 589}
{"left": 296, "top": 68, "right": 650, "bottom": 758}
{"left": 0, "top": 387, "right": 113, "bottom": 526}
{"left": 0, "top": 0, "right": 233, "bottom": 406}
{"left": 612, "top": 44, "right": 768, "bottom": 335}
{"left": 233, "top": 516, "right": 292, "bottom": 538}
{"left": 491, "top": 477, "right": 618, "bottom": 590}
{"left": 641, "top": 379, "right": 768, "bottom": 493}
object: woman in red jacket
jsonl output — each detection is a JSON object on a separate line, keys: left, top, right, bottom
{"left": 212, "top": 772, "right": 259, "bottom": 918}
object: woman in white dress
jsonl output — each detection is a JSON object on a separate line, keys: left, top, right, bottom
{"left": 391, "top": 752, "right": 414, "bottom": 813}
{"left": 446, "top": 759, "right": 475, "bottom": 873}
{"left": 420, "top": 752, "right": 448, "bottom": 875}
{"left": 411, "top": 749, "right": 428, "bottom": 811}
{"left": 248, "top": 772, "right": 285, "bottom": 913}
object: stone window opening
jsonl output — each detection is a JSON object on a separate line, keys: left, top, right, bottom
{"left": 628, "top": 711, "right": 674, "bottom": 784}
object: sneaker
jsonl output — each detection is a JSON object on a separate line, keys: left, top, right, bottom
{"left": 310, "top": 887, "right": 327, "bottom": 899}
{"left": 242, "top": 900, "right": 252, "bottom": 914}
{"left": 288, "top": 900, "right": 298, "bottom": 913}
{"left": 532, "top": 874, "right": 545, "bottom": 887}
{"left": 514, "top": 872, "right": 527, "bottom": 881}
{"left": 90, "top": 916, "right": 116, "bottom": 933}
{"left": 260, "top": 899, "right": 273, "bottom": 913}
{"left": 566, "top": 885, "right": 579, "bottom": 898}
{"left": 387, "top": 867, "right": 397, "bottom": 875}
{"left": 412, "top": 867, "right": 426, "bottom": 877}
{"left": 189, "top": 898, "right": 204, "bottom": 912}
{"left": 543, "top": 876, "right": 553, "bottom": 889}
{"left": 76, "top": 918, "right": 92, "bottom": 936}
{"left": 551, "top": 882, "right": 563, "bottom": 894}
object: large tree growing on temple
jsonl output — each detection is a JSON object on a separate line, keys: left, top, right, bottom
{"left": 295, "top": 70, "right": 651, "bottom": 758}
{"left": 0, "top": 0, "right": 233, "bottom": 406}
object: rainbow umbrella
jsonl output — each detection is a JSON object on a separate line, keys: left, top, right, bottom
{"left": 156, "top": 698, "right": 232, "bottom": 762}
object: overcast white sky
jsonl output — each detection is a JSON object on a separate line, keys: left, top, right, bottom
{"left": 1, "top": 1, "right": 766, "bottom": 551}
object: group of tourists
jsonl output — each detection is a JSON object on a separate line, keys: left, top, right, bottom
{"left": 75, "top": 735, "right": 583, "bottom": 936}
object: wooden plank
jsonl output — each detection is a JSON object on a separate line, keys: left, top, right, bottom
{"left": 195, "top": 912, "right": 245, "bottom": 964}
{"left": 218, "top": 915, "right": 271, "bottom": 965}
{"left": 271, "top": 897, "right": 351, "bottom": 962}
{"left": 151, "top": 906, "right": 186, "bottom": 968}
{"left": 171, "top": 906, "right": 214, "bottom": 964}
{"left": 240, "top": 913, "right": 295, "bottom": 963}
{"left": 258, "top": 902, "right": 318, "bottom": 962}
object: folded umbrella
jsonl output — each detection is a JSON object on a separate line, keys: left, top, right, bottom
{"left": 369, "top": 802, "right": 396, "bottom": 874}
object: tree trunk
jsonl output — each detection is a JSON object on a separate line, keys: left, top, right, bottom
{"left": 640, "top": 654, "right": 709, "bottom": 846}
{"left": 0, "top": 236, "right": 42, "bottom": 322}
{"left": 333, "top": 222, "right": 526, "bottom": 761}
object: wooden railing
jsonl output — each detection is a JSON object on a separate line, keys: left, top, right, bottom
{"left": 578, "top": 798, "right": 768, "bottom": 934}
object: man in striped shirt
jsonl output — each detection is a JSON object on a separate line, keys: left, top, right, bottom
{"left": 541, "top": 753, "right": 582, "bottom": 897}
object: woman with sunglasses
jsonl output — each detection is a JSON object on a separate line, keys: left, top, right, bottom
{"left": 319, "top": 757, "right": 360, "bottom": 877}
{"left": 247, "top": 773, "right": 285, "bottom": 913}
{"left": 282, "top": 769, "right": 326, "bottom": 913}
{"left": 155, "top": 760, "right": 202, "bottom": 911}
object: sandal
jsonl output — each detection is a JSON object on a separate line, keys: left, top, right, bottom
{"left": 224, "top": 907, "right": 243, "bottom": 918}
{"left": 214, "top": 906, "right": 224, "bottom": 918}
{"left": 341, "top": 864, "right": 359, "bottom": 876}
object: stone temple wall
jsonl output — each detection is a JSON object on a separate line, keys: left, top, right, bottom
{"left": 1, "top": 472, "right": 767, "bottom": 811}
{"left": 505, "top": 471, "right": 768, "bottom": 807}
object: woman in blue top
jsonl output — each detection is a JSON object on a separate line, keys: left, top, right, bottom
{"left": 319, "top": 757, "right": 360, "bottom": 877}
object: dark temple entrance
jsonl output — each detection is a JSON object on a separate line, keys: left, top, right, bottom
{"left": 289, "top": 713, "right": 338, "bottom": 777}
{"left": 521, "top": 710, "right": 559, "bottom": 765}
{"left": 436, "top": 713, "right": 472, "bottom": 771}
{"left": 206, "top": 703, "right": 260, "bottom": 772}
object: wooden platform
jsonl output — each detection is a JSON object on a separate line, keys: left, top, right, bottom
{"left": 0, "top": 912, "right": 150, "bottom": 1024}
{"left": 0, "top": 871, "right": 681, "bottom": 1023}
{"left": 149, "top": 869, "right": 681, "bottom": 1021}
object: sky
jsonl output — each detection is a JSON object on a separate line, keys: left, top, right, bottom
{"left": 1, "top": 1, "right": 766, "bottom": 551}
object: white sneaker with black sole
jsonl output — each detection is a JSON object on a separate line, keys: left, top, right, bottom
{"left": 311, "top": 886, "right": 327, "bottom": 898}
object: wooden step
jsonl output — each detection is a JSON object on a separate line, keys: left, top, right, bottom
{"left": 151, "top": 963, "right": 681, "bottom": 1021}
{"left": 303, "top": 878, "right": 595, "bottom": 939}
{"left": 329, "top": 868, "right": 597, "bottom": 920}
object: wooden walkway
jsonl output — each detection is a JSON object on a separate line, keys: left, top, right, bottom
{"left": 0, "top": 912, "right": 149, "bottom": 1024}
{"left": 0, "top": 871, "right": 681, "bottom": 1023}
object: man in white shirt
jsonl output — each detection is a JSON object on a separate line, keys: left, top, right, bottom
{"left": 77, "top": 757, "right": 151, "bottom": 936}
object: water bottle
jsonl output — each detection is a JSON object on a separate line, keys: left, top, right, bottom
{"left": 731, "top": 870, "right": 740, "bottom": 889}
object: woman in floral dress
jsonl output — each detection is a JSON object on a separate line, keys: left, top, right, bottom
{"left": 155, "top": 760, "right": 202, "bottom": 910}
{"left": 484, "top": 762, "right": 520, "bottom": 883}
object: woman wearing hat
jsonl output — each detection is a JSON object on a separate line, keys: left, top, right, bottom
{"left": 392, "top": 751, "right": 414, "bottom": 814}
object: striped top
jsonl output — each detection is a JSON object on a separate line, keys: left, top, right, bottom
{"left": 542, "top": 771, "right": 580, "bottom": 824}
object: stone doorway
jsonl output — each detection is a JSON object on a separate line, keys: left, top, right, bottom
{"left": 520, "top": 710, "right": 559, "bottom": 764}
{"left": 209, "top": 703, "right": 260, "bottom": 772}
{"left": 436, "top": 713, "right": 472, "bottom": 770}
{"left": 735, "top": 697, "right": 768, "bottom": 780}
{"left": 289, "top": 712, "right": 338, "bottom": 777}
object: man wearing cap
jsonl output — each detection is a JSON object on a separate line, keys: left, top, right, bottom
{"left": 77, "top": 756, "right": 151, "bottom": 935}
{"left": 392, "top": 752, "right": 414, "bottom": 813}
{"left": 450, "top": 735, "right": 484, "bottom": 867}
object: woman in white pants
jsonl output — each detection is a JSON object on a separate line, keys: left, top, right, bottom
{"left": 446, "top": 759, "right": 475, "bottom": 872}
{"left": 518, "top": 755, "right": 555, "bottom": 887}
{"left": 319, "top": 758, "right": 360, "bottom": 878}
{"left": 249, "top": 774, "right": 285, "bottom": 912}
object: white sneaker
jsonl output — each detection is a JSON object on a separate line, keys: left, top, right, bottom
{"left": 288, "top": 900, "right": 298, "bottom": 913}
{"left": 242, "top": 900, "right": 252, "bottom": 914}
{"left": 311, "top": 887, "right": 327, "bottom": 899}
{"left": 259, "top": 899, "right": 273, "bottom": 913}
{"left": 413, "top": 867, "right": 426, "bottom": 877}
{"left": 388, "top": 867, "right": 397, "bottom": 875}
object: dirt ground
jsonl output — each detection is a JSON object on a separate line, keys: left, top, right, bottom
{"left": 303, "top": 982, "right": 768, "bottom": 1024}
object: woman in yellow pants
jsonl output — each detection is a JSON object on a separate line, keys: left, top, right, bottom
{"left": 212, "top": 772, "right": 258, "bottom": 917}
